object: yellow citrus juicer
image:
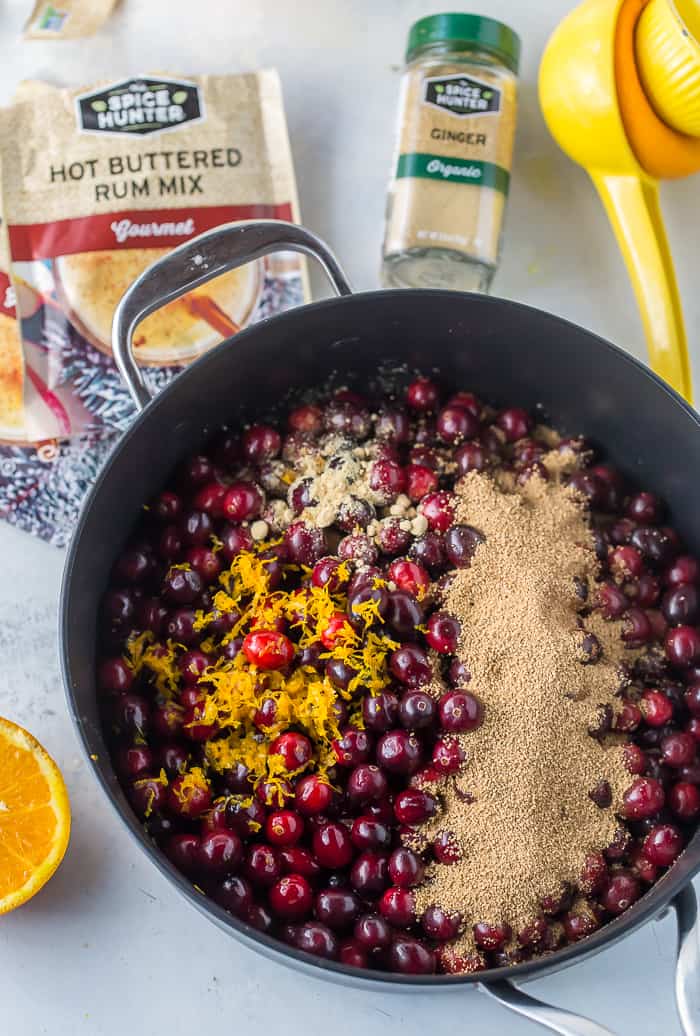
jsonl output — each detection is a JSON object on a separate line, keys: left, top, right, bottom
{"left": 539, "top": 0, "right": 700, "bottom": 403}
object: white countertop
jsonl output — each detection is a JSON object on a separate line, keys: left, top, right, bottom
{"left": 1, "top": 0, "right": 699, "bottom": 1033}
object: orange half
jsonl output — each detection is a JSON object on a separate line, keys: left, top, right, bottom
{"left": 0, "top": 717, "right": 71, "bottom": 914}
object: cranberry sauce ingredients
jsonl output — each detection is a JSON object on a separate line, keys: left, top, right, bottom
{"left": 98, "top": 377, "right": 698, "bottom": 975}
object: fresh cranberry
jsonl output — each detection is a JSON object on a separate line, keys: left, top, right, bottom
{"left": 376, "top": 730, "right": 423, "bottom": 775}
{"left": 113, "top": 694, "right": 150, "bottom": 739}
{"left": 295, "top": 775, "right": 333, "bottom": 816}
{"left": 432, "top": 736, "right": 466, "bottom": 775}
{"left": 213, "top": 875, "right": 252, "bottom": 917}
{"left": 347, "top": 583, "right": 390, "bottom": 630}
{"left": 354, "top": 913, "right": 392, "bottom": 950}
{"left": 333, "top": 728, "right": 373, "bottom": 767}
{"left": 157, "top": 742, "right": 189, "bottom": 777}
{"left": 284, "top": 521, "right": 327, "bottom": 565}
{"left": 226, "top": 796, "right": 266, "bottom": 837}
{"left": 496, "top": 408, "right": 532, "bottom": 442}
{"left": 432, "top": 831, "right": 461, "bottom": 864}
{"left": 622, "top": 777, "right": 665, "bottom": 819}
{"left": 580, "top": 852, "right": 608, "bottom": 895}
{"left": 601, "top": 872, "right": 641, "bottom": 914}
{"left": 350, "top": 816, "right": 391, "bottom": 851}
{"left": 398, "top": 691, "right": 435, "bottom": 731}
{"left": 669, "top": 781, "right": 700, "bottom": 819}
{"left": 269, "top": 874, "right": 313, "bottom": 920}
{"left": 242, "top": 630, "right": 294, "bottom": 670}
{"left": 369, "top": 459, "right": 407, "bottom": 503}
{"left": 420, "top": 492, "right": 455, "bottom": 532}
{"left": 437, "top": 405, "right": 479, "bottom": 444}
{"left": 623, "top": 743, "right": 646, "bottom": 774}
{"left": 313, "top": 823, "right": 354, "bottom": 869}
{"left": 245, "top": 844, "right": 282, "bottom": 887}
{"left": 666, "top": 556, "right": 700, "bottom": 587}
{"left": 197, "top": 830, "right": 243, "bottom": 874}
{"left": 409, "top": 531, "right": 446, "bottom": 573}
{"left": 388, "top": 848, "right": 424, "bottom": 888}
{"left": 386, "top": 591, "right": 424, "bottom": 640}
{"left": 314, "top": 888, "right": 360, "bottom": 931}
{"left": 269, "top": 732, "right": 312, "bottom": 771}
{"left": 165, "top": 833, "right": 200, "bottom": 875}
{"left": 182, "top": 700, "right": 218, "bottom": 742}
{"left": 363, "top": 692, "right": 399, "bottom": 733}
{"left": 312, "top": 557, "right": 345, "bottom": 592}
{"left": 661, "top": 732, "right": 696, "bottom": 767}
{"left": 439, "top": 690, "right": 483, "bottom": 733}
{"left": 180, "top": 455, "right": 214, "bottom": 489}
{"left": 389, "top": 936, "right": 436, "bottom": 974}
{"left": 622, "top": 607, "right": 654, "bottom": 646}
{"left": 609, "top": 546, "right": 644, "bottom": 580}
{"left": 641, "top": 689, "right": 675, "bottom": 727}
{"left": 473, "top": 921, "right": 512, "bottom": 951}
{"left": 266, "top": 810, "right": 305, "bottom": 847}
{"left": 662, "top": 584, "right": 699, "bottom": 627}
{"left": 347, "top": 765, "right": 389, "bottom": 805}
{"left": 243, "top": 424, "right": 281, "bottom": 463}
{"left": 288, "top": 404, "right": 323, "bottom": 434}
{"left": 627, "top": 492, "right": 662, "bottom": 524}
{"left": 323, "top": 400, "right": 371, "bottom": 438}
{"left": 294, "top": 921, "right": 339, "bottom": 959}
{"left": 387, "top": 559, "right": 430, "bottom": 596}
{"left": 192, "top": 481, "right": 227, "bottom": 518}
{"left": 379, "top": 886, "right": 416, "bottom": 927}
{"left": 444, "top": 524, "right": 484, "bottom": 568}
{"left": 98, "top": 657, "right": 133, "bottom": 694}
{"left": 631, "top": 526, "right": 677, "bottom": 567}
{"left": 420, "top": 905, "right": 461, "bottom": 941}
{"left": 166, "top": 608, "right": 199, "bottom": 645}
{"left": 167, "top": 774, "right": 211, "bottom": 818}
{"left": 642, "top": 824, "right": 684, "bottom": 867}
{"left": 567, "top": 471, "right": 605, "bottom": 507}
{"left": 186, "top": 547, "right": 222, "bottom": 582}
{"left": 337, "top": 532, "right": 379, "bottom": 567}
{"left": 154, "top": 490, "right": 182, "bottom": 522}
{"left": 180, "top": 510, "right": 214, "bottom": 547}
{"left": 389, "top": 644, "right": 431, "bottom": 687}
{"left": 628, "top": 843, "right": 658, "bottom": 883}
{"left": 455, "top": 442, "right": 489, "bottom": 475}
{"left": 339, "top": 939, "right": 368, "bottom": 968}
{"left": 178, "top": 649, "right": 211, "bottom": 685}
{"left": 425, "top": 612, "right": 460, "bottom": 654}
{"left": 631, "top": 572, "right": 661, "bottom": 608}
{"left": 393, "top": 789, "right": 437, "bottom": 825}
{"left": 350, "top": 851, "right": 389, "bottom": 896}
{"left": 220, "top": 523, "right": 254, "bottom": 560}
{"left": 406, "top": 463, "right": 439, "bottom": 502}
{"left": 615, "top": 701, "right": 642, "bottom": 733}
{"left": 278, "top": 847, "right": 322, "bottom": 881}
{"left": 406, "top": 377, "right": 439, "bottom": 412}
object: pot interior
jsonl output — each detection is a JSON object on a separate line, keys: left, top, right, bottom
{"left": 61, "top": 288, "right": 700, "bottom": 986}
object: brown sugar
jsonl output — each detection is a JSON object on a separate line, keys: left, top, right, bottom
{"left": 414, "top": 464, "right": 632, "bottom": 946}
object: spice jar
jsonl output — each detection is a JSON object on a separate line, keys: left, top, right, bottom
{"left": 382, "top": 13, "right": 520, "bottom": 292}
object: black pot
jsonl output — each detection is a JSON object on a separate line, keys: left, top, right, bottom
{"left": 60, "top": 222, "right": 700, "bottom": 1036}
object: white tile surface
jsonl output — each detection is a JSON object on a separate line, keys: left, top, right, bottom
{"left": 0, "top": 1, "right": 698, "bottom": 1033}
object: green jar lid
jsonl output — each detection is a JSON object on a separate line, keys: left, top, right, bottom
{"left": 406, "top": 12, "right": 521, "bottom": 73}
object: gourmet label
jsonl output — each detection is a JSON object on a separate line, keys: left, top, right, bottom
{"left": 384, "top": 61, "right": 518, "bottom": 266}
{"left": 0, "top": 72, "right": 307, "bottom": 440}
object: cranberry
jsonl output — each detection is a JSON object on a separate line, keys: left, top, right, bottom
{"left": 314, "top": 888, "right": 360, "bottom": 930}
{"left": 320, "top": 612, "right": 353, "bottom": 651}
{"left": 269, "top": 732, "right": 312, "bottom": 771}
{"left": 567, "top": 471, "right": 605, "bottom": 508}
{"left": 158, "top": 525, "right": 183, "bottom": 562}
{"left": 661, "top": 732, "right": 696, "bottom": 768}
{"left": 389, "top": 645, "right": 431, "bottom": 687}
{"left": 166, "top": 608, "right": 199, "bottom": 645}
{"left": 363, "top": 692, "right": 399, "bottom": 733}
{"left": 165, "top": 832, "right": 200, "bottom": 874}
{"left": 103, "top": 588, "right": 135, "bottom": 629}
{"left": 419, "top": 905, "right": 460, "bottom": 941}
{"left": 197, "top": 830, "right": 242, "bottom": 874}
{"left": 154, "top": 490, "right": 182, "bottom": 522}
{"left": 347, "top": 583, "right": 390, "bottom": 630}
{"left": 627, "top": 492, "right": 662, "bottom": 524}
{"left": 182, "top": 701, "right": 218, "bottom": 742}
{"left": 279, "top": 847, "right": 322, "bottom": 881}
{"left": 220, "top": 523, "right": 254, "bottom": 560}
{"left": 666, "top": 556, "right": 700, "bottom": 587}
{"left": 669, "top": 781, "right": 700, "bottom": 818}
{"left": 437, "top": 405, "right": 479, "bottom": 444}
{"left": 293, "top": 921, "right": 338, "bottom": 959}
{"left": 439, "top": 690, "right": 482, "bottom": 733}
{"left": 387, "top": 559, "right": 431, "bottom": 596}
{"left": 180, "top": 510, "right": 214, "bottom": 547}
{"left": 347, "top": 765, "right": 389, "bottom": 805}
{"left": 404, "top": 463, "right": 438, "bottom": 503}
{"left": 243, "top": 630, "right": 294, "bottom": 670}
{"left": 622, "top": 607, "right": 654, "bottom": 646}
{"left": 186, "top": 547, "right": 222, "bottom": 582}
{"left": 601, "top": 872, "right": 641, "bottom": 914}
{"left": 350, "top": 816, "right": 391, "bottom": 851}
{"left": 631, "top": 572, "right": 661, "bottom": 608}
{"left": 113, "top": 694, "right": 150, "bottom": 739}
{"left": 333, "top": 728, "right": 373, "bottom": 767}
{"left": 609, "top": 546, "right": 644, "bottom": 580}
{"left": 375, "top": 518, "right": 411, "bottom": 557}
{"left": 388, "top": 848, "right": 424, "bottom": 888}
{"left": 311, "top": 557, "right": 344, "bottom": 592}
{"left": 157, "top": 742, "right": 189, "bottom": 778}
{"left": 410, "top": 531, "right": 446, "bottom": 573}
{"left": 679, "top": 761, "right": 700, "bottom": 784}
{"left": 420, "top": 491, "right": 455, "bottom": 532}
{"left": 98, "top": 657, "right": 133, "bottom": 694}
{"left": 641, "top": 689, "right": 674, "bottom": 727}
{"left": 313, "top": 823, "right": 354, "bottom": 869}
{"left": 631, "top": 526, "right": 677, "bottom": 567}
{"left": 368, "top": 459, "right": 407, "bottom": 503}
{"left": 623, "top": 743, "right": 647, "bottom": 774}
{"left": 379, "top": 886, "right": 416, "bottom": 927}
{"left": 242, "top": 423, "right": 281, "bottom": 464}
{"left": 180, "top": 455, "right": 214, "bottom": 488}
{"left": 444, "top": 524, "right": 485, "bottom": 568}
{"left": 339, "top": 939, "right": 368, "bottom": 968}
{"left": 115, "top": 744, "right": 152, "bottom": 780}
{"left": 496, "top": 407, "right": 532, "bottom": 442}
{"left": 628, "top": 843, "right": 658, "bottom": 883}
{"left": 425, "top": 612, "right": 460, "bottom": 654}
{"left": 244, "top": 844, "right": 282, "bottom": 887}
{"left": 688, "top": 717, "right": 700, "bottom": 743}
{"left": 622, "top": 777, "right": 665, "bottom": 819}
{"left": 178, "top": 649, "right": 211, "bottom": 685}
{"left": 407, "top": 377, "right": 439, "bottom": 412}
{"left": 288, "top": 404, "right": 323, "bottom": 434}
{"left": 580, "top": 852, "right": 608, "bottom": 894}
{"left": 376, "top": 730, "right": 423, "bottom": 775}
{"left": 643, "top": 823, "right": 684, "bottom": 866}
{"left": 398, "top": 691, "right": 436, "bottom": 731}
{"left": 433, "top": 831, "right": 461, "bottom": 864}
{"left": 386, "top": 590, "right": 424, "bottom": 639}
{"left": 389, "top": 936, "right": 436, "bottom": 974}
{"left": 284, "top": 521, "right": 327, "bottom": 565}
{"left": 269, "top": 874, "right": 313, "bottom": 920}
{"left": 432, "top": 736, "right": 466, "bottom": 775}
{"left": 354, "top": 913, "right": 392, "bottom": 950}
{"left": 226, "top": 796, "right": 266, "bottom": 837}
{"left": 350, "top": 851, "right": 389, "bottom": 896}
{"left": 337, "top": 532, "right": 378, "bottom": 567}
{"left": 214, "top": 875, "right": 252, "bottom": 917}
{"left": 323, "top": 400, "right": 371, "bottom": 439}
{"left": 295, "top": 775, "right": 333, "bottom": 816}
{"left": 335, "top": 496, "right": 374, "bottom": 532}
{"left": 662, "top": 584, "right": 699, "bottom": 627}
{"left": 541, "top": 884, "right": 574, "bottom": 915}
{"left": 393, "top": 789, "right": 437, "bottom": 825}
{"left": 266, "top": 810, "right": 305, "bottom": 847}
{"left": 167, "top": 774, "right": 211, "bottom": 819}
{"left": 473, "top": 921, "right": 512, "bottom": 951}
{"left": 455, "top": 442, "right": 489, "bottom": 475}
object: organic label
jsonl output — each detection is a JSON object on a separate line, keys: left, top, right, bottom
{"left": 396, "top": 153, "right": 509, "bottom": 194}
{"left": 424, "top": 74, "right": 501, "bottom": 117}
{"left": 76, "top": 77, "right": 203, "bottom": 137}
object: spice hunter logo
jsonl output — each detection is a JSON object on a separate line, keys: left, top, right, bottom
{"left": 76, "top": 77, "right": 203, "bottom": 136}
{"left": 423, "top": 74, "right": 500, "bottom": 117}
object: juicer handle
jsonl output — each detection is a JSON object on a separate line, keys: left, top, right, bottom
{"left": 481, "top": 980, "right": 617, "bottom": 1036}
{"left": 112, "top": 220, "right": 353, "bottom": 411}
{"left": 590, "top": 172, "right": 693, "bottom": 404}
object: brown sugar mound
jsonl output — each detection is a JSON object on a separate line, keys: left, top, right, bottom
{"left": 415, "top": 466, "right": 632, "bottom": 942}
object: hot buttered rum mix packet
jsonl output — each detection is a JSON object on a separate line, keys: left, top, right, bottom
{"left": 0, "top": 71, "right": 307, "bottom": 442}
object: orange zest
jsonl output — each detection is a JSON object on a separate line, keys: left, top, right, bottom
{"left": 0, "top": 717, "right": 71, "bottom": 914}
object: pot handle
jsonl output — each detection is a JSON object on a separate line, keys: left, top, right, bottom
{"left": 480, "top": 980, "right": 616, "bottom": 1036}
{"left": 112, "top": 220, "right": 353, "bottom": 411}
{"left": 669, "top": 882, "right": 700, "bottom": 1036}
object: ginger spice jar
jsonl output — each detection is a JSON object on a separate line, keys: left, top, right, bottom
{"left": 382, "top": 13, "right": 520, "bottom": 292}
